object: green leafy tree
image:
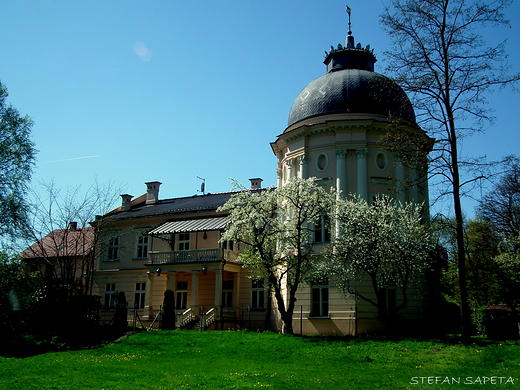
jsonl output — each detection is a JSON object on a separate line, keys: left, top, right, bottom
{"left": 219, "top": 177, "right": 336, "bottom": 334}
{"left": 0, "top": 82, "right": 36, "bottom": 250}
{"left": 381, "top": 0, "right": 520, "bottom": 338}
{"left": 494, "top": 236, "right": 520, "bottom": 312}
{"left": 440, "top": 219, "right": 501, "bottom": 332}
{"left": 321, "top": 197, "right": 434, "bottom": 327}
{"left": 0, "top": 253, "right": 40, "bottom": 355}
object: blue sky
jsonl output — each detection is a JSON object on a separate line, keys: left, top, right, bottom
{"left": 1, "top": 1, "right": 519, "bottom": 217}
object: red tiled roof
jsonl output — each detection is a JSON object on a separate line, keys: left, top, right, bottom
{"left": 21, "top": 226, "right": 95, "bottom": 259}
{"left": 484, "top": 304, "right": 520, "bottom": 311}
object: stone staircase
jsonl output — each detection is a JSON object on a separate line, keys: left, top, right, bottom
{"left": 190, "top": 319, "right": 203, "bottom": 330}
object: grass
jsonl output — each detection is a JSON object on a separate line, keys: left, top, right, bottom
{"left": 0, "top": 330, "right": 519, "bottom": 389}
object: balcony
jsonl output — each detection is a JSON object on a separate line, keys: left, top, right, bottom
{"left": 148, "top": 248, "right": 222, "bottom": 265}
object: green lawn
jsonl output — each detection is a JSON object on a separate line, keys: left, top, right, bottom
{"left": 0, "top": 331, "right": 518, "bottom": 389}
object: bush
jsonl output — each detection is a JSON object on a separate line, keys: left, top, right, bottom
{"left": 160, "top": 289, "right": 176, "bottom": 330}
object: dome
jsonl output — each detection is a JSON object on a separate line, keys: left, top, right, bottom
{"left": 287, "top": 35, "right": 416, "bottom": 128}
{"left": 287, "top": 68, "right": 416, "bottom": 127}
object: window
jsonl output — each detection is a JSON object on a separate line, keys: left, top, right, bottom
{"left": 314, "top": 214, "right": 331, "bottom": 243}
{"left": 136, "top": 235, "right": 148, "bottom": 259}
{"left": 67, "top": 264, "right": 75, "bottom": 280}
{"left": 222, "top": 240, "right": 234, "bottom": 251}
{"left": 134, "top": 282, "right": 146, "bottom": 309}
{"left": 375, "top": 151, "right": 388, "bottom": 171}
{"left": 316, "top": 152, "right": 329, "bottom": 171}
{"left": 178, "top": 233, "right": 190, "bottom": 251}
{"left": 223, "top": 280, "right": 233, "bottom": 309}
{"left": 105, "top": 283, "right": 116, "bottom": 310}
{"left": 311, "top": 279, "right": 329, "bottom": 318}
{"left": 107, "top": 237, "right": 119, "bottom": 261}
{"left": 384, "top": 287, "right": 397, "bottom": 316}
{"left": 176, "top": 281, "right": 188, "bottom": 310}
{"left": 251, "top": 280, "right": 264, "bottom": 309}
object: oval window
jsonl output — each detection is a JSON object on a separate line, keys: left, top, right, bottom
{"left": 375, "top": 152, "right": 388, "bottom": 171}
{"left": 316, "top": 153, "right": 329, "bottom": 171}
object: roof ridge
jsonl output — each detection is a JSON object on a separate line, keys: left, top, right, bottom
{"left": 157, "top": 189, "right": 242, "bottom": 203}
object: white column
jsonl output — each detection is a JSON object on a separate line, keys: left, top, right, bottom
{"left": 423, "top": 169, "right": 429, "bottom": 208}
{"left": 285, "top": 159, "right": 293, "bottom": 181}
{"left": 276, "top": 167, "right": 282, "bottom": 188}
{"left": 395, "top": 155, "right": 406, "bottom": 205}
{"left": 167, "top": 271, "right": 176, "bottom": 291}
{"left": 191, "top": 271, "right": 199, "bottom": 310}
{"left": 144, "top": 271, "right": 154, "bottom": 319}
{"left": 298, "top": 154, "right": 308, "bottom": 179}
{"left": 214, "top": 268, "right": 223, "bottom": 309}
{"left": 232, "top": 272, "right": 239, "bottom": 311}
{"left": 336, "top": 149, "right": 347, "bottom": 197}
{"left": 356, "top": 148, "right": 368, "bottom": 201}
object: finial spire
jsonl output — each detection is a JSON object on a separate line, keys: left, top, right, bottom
{"left": 346, "top": 5, "right": 352, "bottom": 35}
{"left": 346, "top": 6, "right": 354, "bottom": 48}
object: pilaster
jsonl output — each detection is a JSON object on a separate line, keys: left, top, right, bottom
{"left": 356, "top": 148, "right": 368, "bottom": 200}
{"left": 336, "top": 149, "right": 347, "bottom": 197}
{"left": 395, "top": 154, "right": 406, "bottom": 204}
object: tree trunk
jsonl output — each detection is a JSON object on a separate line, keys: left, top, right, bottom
{"left": 448, "top": 115, "right": 472, "bottom": 339}
{"left": 270, "top": 275, "right": 294, "bottom": 335}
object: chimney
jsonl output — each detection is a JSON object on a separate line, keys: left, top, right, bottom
{"left": 121, "top": 194, "right": 133, "bottom": 211}
{"left": 69, "top": 222, "right": 78, "bottom": 231}
{"left": 249, "top": 178, "right": 263, "bottom": 190}
{"left": 145, "top": 181, "right": 162, "bottom": 205}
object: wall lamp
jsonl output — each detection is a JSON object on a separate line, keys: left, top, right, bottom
{"left": 155, "top": 268, "right": 161, "bottom": 276}
{"left": 201, "top": 266, "right": 207, "bottom": 275}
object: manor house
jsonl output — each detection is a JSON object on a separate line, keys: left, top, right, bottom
{"left": 91, "top": 26, "right": 433, "bottom": 335}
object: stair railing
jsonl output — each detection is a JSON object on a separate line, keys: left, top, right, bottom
{"left": 179, "top": 307, "right": 194, "bottom": 328}
{"left": 203, "top": 307, "right": 215, "bottom": 328}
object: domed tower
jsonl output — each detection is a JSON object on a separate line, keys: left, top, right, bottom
{"left": 271, "top": 22, "right": 430, "bottom": 205}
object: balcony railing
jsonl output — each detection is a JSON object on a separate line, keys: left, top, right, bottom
{"left": 149, "top": 248, "right": 222, "bottom": 265}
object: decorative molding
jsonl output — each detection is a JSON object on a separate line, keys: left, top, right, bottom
{"left": 336, "top": 149, "right": 347, "bottom": 159}
{"left": 297, "top": 154, "right": 308, "bottom": 164}
{"left": 371, "top": 177, "right": 393, "bottom": 185}
{"left": 281, "top": 121, "right": 382, "bottom": 143}
{"left": 356, "top": 148, "right": 369, "bottom": 158}
{"left": 314, "top": 177, "right": 332, "bottom": 186}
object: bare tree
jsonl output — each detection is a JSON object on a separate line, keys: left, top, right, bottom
{"left": 381, "top": 0, "right": 520, "bottom": 338}
{"left": 477, "top": 156, "right": 520, "bottom": 241}
{"left": 21, "top": 180, "right": 122, "bottom": 297}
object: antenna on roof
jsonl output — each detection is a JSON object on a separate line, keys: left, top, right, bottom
{"left": 197, "top": 176, "right": 206, "bottom": 195}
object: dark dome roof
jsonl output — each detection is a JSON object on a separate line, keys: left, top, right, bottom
{"left": 288, "top": 68, "right": 416, "bottom": 127}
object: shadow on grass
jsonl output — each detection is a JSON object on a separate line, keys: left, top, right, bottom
{"left": 0, "top": 325, "right": 134, "bottom": 358}
{"left": 295, "top": 332, "right": 518, "bottom": 347}
{"left": 3, "top": 326, "right": 517, "bottom": 359}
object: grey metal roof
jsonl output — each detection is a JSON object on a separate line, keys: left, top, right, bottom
{"left": 287, "top": 69, "right": 416, "bottom": 127}
{"left": 105, "top": 192, "right": 235, "bottom": 221}
{"left": 148, "top": 216, "right": 228, "bottom": 235}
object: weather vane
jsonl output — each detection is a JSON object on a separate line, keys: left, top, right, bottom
{"left": 346, "top": 5, "right": 352, "bottom": 35}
